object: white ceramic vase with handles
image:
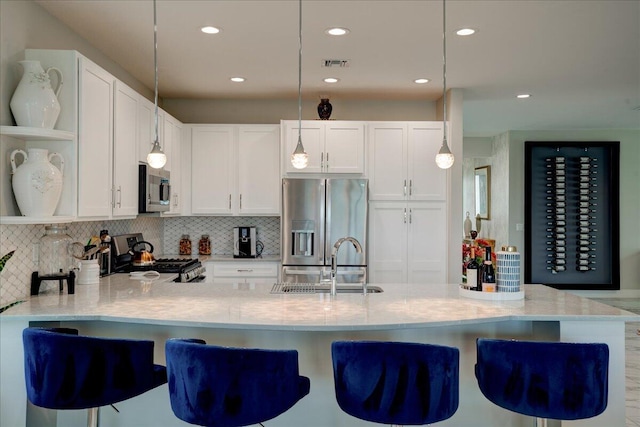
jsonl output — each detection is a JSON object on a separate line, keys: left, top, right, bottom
{"left": 10, "top": 148, "right": 64, "bottom": 217}
{"left": 9, "top": 60, "right": 63, "bottom": 129}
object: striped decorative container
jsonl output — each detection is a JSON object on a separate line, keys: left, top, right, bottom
{"left": 496, "top": 247, "right": 520, "bottom": 292}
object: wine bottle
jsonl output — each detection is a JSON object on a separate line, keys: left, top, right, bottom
{"left": 466, "top": 247, "right": 481, "bottom": 291}
{"left": 481, "top": 246, "right": 496, "bottom": 292}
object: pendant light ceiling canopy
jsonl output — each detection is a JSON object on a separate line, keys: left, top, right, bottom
{"left": 290, "top": 0, "right": 308, "bottom": 170}
{"left": 435, "top": 0, "right": 455, "bottom": 170}
{"left": 147, "top": 0, "right": 167, "bottom": 169}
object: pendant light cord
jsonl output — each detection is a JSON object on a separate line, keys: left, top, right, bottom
{"left": 297, "top": 0, "right": 302, "bottom": 139}
{"left": 442, "top": 0, "right": 447, "bottom": 143}
{"left": 153, "top": 0, "right": 159, "bottom": 144}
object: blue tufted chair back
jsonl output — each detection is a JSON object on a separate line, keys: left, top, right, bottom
{"left": 332, "top": 340, "right": 459, "bottom": 425}
{"left": 22, "top": 327, "right": 167, "bottom": 410}
{"left": 475, "top": 338, "right": 609, "bottom": 420}
{"left": 165, "top": 338, "right": 310, "bottom": 427}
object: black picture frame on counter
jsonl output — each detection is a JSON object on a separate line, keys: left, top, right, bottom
{"left": 525, "top": 141, "right": 620, "bottom": 290}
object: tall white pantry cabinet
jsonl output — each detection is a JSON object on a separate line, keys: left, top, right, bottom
{"left": 367, "top": 122, "right": 448, "bottom": 284}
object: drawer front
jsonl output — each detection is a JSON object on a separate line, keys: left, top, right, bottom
{"left": 212, "top": 262, "right": 279, "bottom": 278}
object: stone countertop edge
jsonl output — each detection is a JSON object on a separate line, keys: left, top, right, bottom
{"left": 1, "top": 279, "right": 638, "bottom": 331}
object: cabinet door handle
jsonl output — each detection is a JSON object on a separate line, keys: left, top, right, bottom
{"left": 240, "top": 194, "right": 242, "bottom": 210}
{"left": 111, "top": 186, "right": 115, "bottom": 208}
{"left": 117, "top": 186, "right": 122, "bottom": 208}
{"left": 237, "top": 269, "right": 253, "bottom": 272}
{"left": 403, "top": 180, "right": 407, "bottom": 196}
{"left": 174, "top": 194, "right": 179, "bottom": 207}
{"left": 409, "top": 208, "right": 412, "bottom": 224}
{"left": 404, "top": 207, "right": 407, "bottom": 224}
{"left": 229, "top": 194, "right": 231, "bottom": 209}
{"left": 326, "top": 152, "right": 329, "bottom": 170}
{"left": 321, "top": 152, "right": 324, "bottom": 170}
{"left": 409, "top": 180, "right": 412, "bottom": 196}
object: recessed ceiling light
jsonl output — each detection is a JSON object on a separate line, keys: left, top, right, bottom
{"left": 516, "top": 94, "right": 531, "bottom": 99}
{"left": 230, "top": 77, "right": 245, "bottom": 83}
{"left": 456, "top": 28, "right": 476, "bottom": 36}
{"left": 201, "top": 26, "right": 220, "bottom": 34}
{"left": 323, "top": 77, "right": 339, "bottom": 83}
{"left": 414, "top": 78, "right": 430, "bottom": 84}
{"left": 325, "top": 27, "right": 350, "bottom": 36}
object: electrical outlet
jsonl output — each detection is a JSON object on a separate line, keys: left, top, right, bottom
{"left": 32, "top": 243, "right": 39, "bottom": 263}
{"left": 516, "top": 223, "right": 524, "bottom": 232}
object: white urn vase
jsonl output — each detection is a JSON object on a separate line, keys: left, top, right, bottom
{"left": 9, "top": 60, "right": 63, "bottom": 129}
{"left": 10, "top": 148, "right": 65, "bottom": 217}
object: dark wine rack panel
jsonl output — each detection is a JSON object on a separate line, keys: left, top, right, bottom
{"left": 525, "top": 141, "right": 620, "bottom": 290}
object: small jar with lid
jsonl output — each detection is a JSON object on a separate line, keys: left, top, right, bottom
{"left": 198, "top": 234, "right": 211, "bottom": 255}
{"left": 179, "top": 235, "right": 192, "bottom": 255}
{"left": 38, "top": 225, "right": 73, "bottom": 276}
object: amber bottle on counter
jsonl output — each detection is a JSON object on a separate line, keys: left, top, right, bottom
{"left": 179, "top": 235, "right": 192, "bottom": 255}
{"left": 198, "top": 234, "right": 211, "bottom": 255}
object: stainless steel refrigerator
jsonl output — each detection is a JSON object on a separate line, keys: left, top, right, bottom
{"left": 281, "top": 178, "right": 368, "bottom": 284}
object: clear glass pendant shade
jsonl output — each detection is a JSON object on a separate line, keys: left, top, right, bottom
{"left": 290, "top": 136, "right": 309, "bottom": 169}
{"left": 435, "top": 138, "right": 454, "bottom": 169}
{"left": 147, "top": 139, "right": 167, "bottom": 169}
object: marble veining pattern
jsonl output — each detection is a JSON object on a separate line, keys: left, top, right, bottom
{"left": 4, "top": 280, "right": 637, "bottom": 330}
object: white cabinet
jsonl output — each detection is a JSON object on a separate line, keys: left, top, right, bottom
{"left": 112, "top": 81, "right": 140, "bottom": 217}
{"left": 237, "top": 125, "right": 280, "bottom": 214}
{"left": 77, "top": 56, "right": 114, "bottom": 218}
{"left": 204, "top": 261, "right": 279, "bottom": 284}
{"left": 162, "top": 113, "right": 183, "bottom": 215}
{"left": 368, "top": 122, "right": 446, "bottom": 201}
{"left": 282, "top": 120, "right": 365, "bottom": 174}
{"left": 368, "top": 201, "right": 448, "bottom": 284}
{"left": 137, "top": 95, "right": 155, "bottom": 164}
{"left": 190, "top": 124, "right": 280, "bottom": 215}
{"left": 191, "top": 125, "right": 234, "bottom": 214}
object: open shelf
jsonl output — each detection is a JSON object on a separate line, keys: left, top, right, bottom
{"left": 0, "top": 126, "right": 75, "bottom": 141}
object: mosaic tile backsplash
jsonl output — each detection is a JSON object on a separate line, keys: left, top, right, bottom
{"left": 0, "top": 216, "right": 280, "bottom": 306}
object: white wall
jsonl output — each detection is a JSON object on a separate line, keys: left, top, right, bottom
{"left": 0, "top": 0, "right": 152, "bottom": 127}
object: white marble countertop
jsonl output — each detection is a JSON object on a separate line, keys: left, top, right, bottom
{"left": 1, "top": 274, "right": 637, "bottom": 330}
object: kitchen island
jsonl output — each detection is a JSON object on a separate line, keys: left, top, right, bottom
{"left": 1, "top": 274, "right": 637, "bottom": 427}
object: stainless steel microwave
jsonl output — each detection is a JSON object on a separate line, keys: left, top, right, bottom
{"left": 138, "top": 164, "right": 170, "bottom": 213}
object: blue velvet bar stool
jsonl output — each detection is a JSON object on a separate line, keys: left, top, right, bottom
{"left": 331, "top": 341, "right": 459, "bottom": 425}
{"left": 22, "top": 327, "right": 167, "bottom": 427}
{"left": 475, "top": 338, "right": 609, "bottom": 425}
{"left": 165, "top": 338, "right": 311, "bottom": 427}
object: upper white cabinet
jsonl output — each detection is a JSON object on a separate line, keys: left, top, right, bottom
{"left": 237, "top": 125, "right": 280, "bottom": 214}
{"left": 368, "top": 122, "right": 447, "bottom": 201}
{"left": 113, "top": 81, "right": 140, "bottom": 217}
{"left": 77, "top": 55, "right": 114, "bottom": 218}
{"left": 162, "top": 113, "right": 183, "bottom": 215}
{"left": 190, "top": 124, "right": 280, "bottom": 215}
{"left": 281, "top": 120, "right": 365, "bottom": 174}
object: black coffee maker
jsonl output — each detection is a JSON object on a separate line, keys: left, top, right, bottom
{"left": 233, "top": 227, "right": 257, "bottom": 258}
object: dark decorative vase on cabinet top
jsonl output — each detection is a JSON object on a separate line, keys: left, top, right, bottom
{"left": 317, "top": 98, "right": 332, "bottom": 120}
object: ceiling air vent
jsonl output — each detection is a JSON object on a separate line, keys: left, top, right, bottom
{"left": 322, "top": 59, "right": 350, "bottom": 68}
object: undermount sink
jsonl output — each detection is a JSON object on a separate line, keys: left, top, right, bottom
{"left": 271, "top": 283, "right": 383, "bottom": 294}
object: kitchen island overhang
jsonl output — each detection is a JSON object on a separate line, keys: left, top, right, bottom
{"left": 2, "top": 277, "right": 637, "bottom": 427}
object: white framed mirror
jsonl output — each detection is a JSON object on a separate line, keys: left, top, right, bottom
{"left": 475, "top": 165, "right": 491, "bottom": 220}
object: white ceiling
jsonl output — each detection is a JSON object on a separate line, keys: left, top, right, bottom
{"left": 36, "top": 0, "right": 639, "bottom": 137}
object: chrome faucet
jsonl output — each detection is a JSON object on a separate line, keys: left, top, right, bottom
{"left": 330, "top": 237, "right": 363, "bottom": 296}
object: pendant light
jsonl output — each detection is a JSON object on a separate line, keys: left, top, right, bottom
{"left": 147, "top": 0, "right": 167, "bottom": 169}
{"left": 435, "top": 0, "right": 455, "bottom": 169}
{"left": 290, "top": 0, "right": 309, "bottom": 169}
